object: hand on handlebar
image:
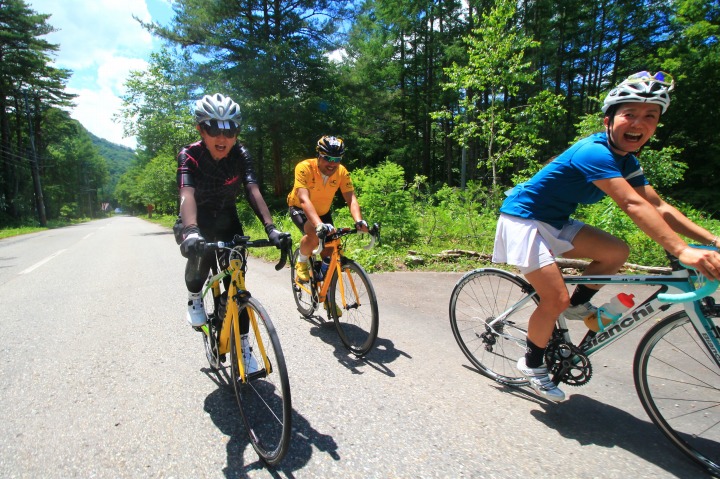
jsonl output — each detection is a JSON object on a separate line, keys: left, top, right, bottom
{"left": 180, "top": 226, "right": 205, "bottom": 258}
{"left": 265, "top": 223, "right": 288, "bottom": 249}
{"left": 355, "top": 219, "right": 369, "bottom": 233}
{"left": 315, "top": 223, "right": 335, "bottom": 238}
{"left": 678, "top": 246, "right": 720, "bottom": 281}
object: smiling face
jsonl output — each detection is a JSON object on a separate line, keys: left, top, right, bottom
{"left": 317, "top": 155, "right": 341, "bottom": 176}
{"left": 604, "top": 102, "right": 661, "bottom": 154}
{"left": 197, "top": 124, "right": 237, "bottom": 160}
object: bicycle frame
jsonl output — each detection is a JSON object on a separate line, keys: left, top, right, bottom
{"left": 295, "top": 226, "right": 377, "bottom": 309}
{"left": 201, "top": 248, "right": 272, "bottom": 382}
{"left": 492, "top": 269, "right": 720, "bottom": 364}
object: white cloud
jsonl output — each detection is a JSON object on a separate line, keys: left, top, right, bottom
{"left": 27, "top": 0, "right": 166, "bottom": 149}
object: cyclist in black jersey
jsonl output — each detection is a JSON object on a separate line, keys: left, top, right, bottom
{"left": 177, "top": 93, "right": 286, "bottom": 333}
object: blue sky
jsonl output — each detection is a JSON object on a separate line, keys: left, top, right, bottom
{"left": 27, "top": 0, "right": 175, "bottom": 149}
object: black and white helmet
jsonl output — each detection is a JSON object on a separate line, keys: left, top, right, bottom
{"left": 602, "top": 71, "right": 674, "bottom": 115}
{"left": 316, "top": 136, "right": 346, "bottom": 157}
{"left": 194, "top": 93, "right": 241, "bottom": 127}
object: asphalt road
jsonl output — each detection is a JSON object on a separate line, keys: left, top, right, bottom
{"left": 0, "top": 216, "right": 710, "bottom": 478}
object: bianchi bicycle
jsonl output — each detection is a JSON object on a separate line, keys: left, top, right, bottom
{"left": 449, "top": 246, "right": 720, "bottom": 477}
{"left": 290, "top": 223, "right": 380, "bottom": 357}
{"left": 197, "top": 234, "right": 292, "bottom": 466}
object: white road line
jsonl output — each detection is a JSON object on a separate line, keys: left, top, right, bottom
{"left": 83, "top": 233, "right": 93, "bottom": 240}
{"left": 19, "top": 249, "right": 67, "bottom": 275}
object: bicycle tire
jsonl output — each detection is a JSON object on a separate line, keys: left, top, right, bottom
{"left": 202, "top": 278, "right": 221, "bottom": 370}
{"left": 327, "top": 259, "right": 379, "bottom": 356}
{"left": 449, "top": 268, "right": 537, "bottom": 385}
{"left": 229, "top": 297, "right": 292, "bottom": 466}
{"left": 290, "top": 248, "right": 316, "bottom": 317}
{"left": 633, "top": 312, "right": 720, "bottom": 477}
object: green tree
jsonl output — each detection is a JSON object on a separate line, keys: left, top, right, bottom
{"left": 655, "top": 0, "right": 720, "bottom": 213}
{"left": 139, "top": 0, "right": 344, "bottom": 197}
{"left": 0, "top": 0, "right": 73, "bottom": 223}
{"left": 436, "top": 0, "right": 565, "bottom": 199}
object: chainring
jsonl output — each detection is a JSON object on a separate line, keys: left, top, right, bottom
{"left": 545, "top": 338, "right": 593, "bottom": 387}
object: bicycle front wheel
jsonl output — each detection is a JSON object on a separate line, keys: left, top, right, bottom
{"left": 634, "top": 312, "right": 720, "bottom": 476}
{"left": 327, "top": 259, "right": 379, "bottom": 357}
{"left": 449, "top": 268, "right": 537, "bottom": 385}
{"left": 290, "top": 248, "right": 316, "bottom": 317}
{"left": 202, "top": 279, "right": 221, "bottom": 370}
{"left": 229, "top": 297, "right": 292, "bottom": 466}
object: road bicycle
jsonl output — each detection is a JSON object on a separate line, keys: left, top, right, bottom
{"left": 449, "top": 246, "right": 720, "bottom": 477}
{"left": 197, "top": 234, "right": 292, "bottom": 466}
{"left": 290, "top": 223, "right": 381, "bottom": 357}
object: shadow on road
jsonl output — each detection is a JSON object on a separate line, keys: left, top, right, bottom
{"left": 531, "top": 394, "right": 709, "bottom": 478}
{"left": 304, "top": 314, "right": 410, "bottom": 377}
{"left": 202, "top": 366, "right": 339, "bottom": 479}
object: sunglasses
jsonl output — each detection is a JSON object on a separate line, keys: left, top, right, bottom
{"left": 321, "top": 155, "right": 343, "bottom": 163}
{"left": 202, "top": 121, "right": 239, "bottom": 138}
{"left": 626, "top": 71, "right": 674, "bottom": 88}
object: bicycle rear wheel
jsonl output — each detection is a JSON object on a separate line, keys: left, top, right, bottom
{"left": 229, "top": 297, "right": 292, "bottom": 466}
{"left": 290, "top": 248, "right": 316, "bottom": 317}
{"left": 449, "top": 268, "right": 537, "bottom": 385}
{"left": 633, "top": 312, "right": 720, "bottom": 476}
{"left": 327, "top": 259, "right": 379, "bottom": 357}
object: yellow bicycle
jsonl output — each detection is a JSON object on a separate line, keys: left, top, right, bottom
{"left": 198, "top": 234, "right": 292, "bottom": 466}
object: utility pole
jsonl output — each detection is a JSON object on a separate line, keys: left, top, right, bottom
{"left": 23, "top": 90, "right": 47, "bottom": 226}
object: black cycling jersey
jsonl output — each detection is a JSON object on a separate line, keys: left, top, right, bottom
{"left": 177, "top": 140, "right": 273, "bottom": 293}
{"left": 177, "top": 140, "right": 259, "bottom": 214}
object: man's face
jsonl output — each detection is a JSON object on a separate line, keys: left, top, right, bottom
{"left": 604, "top": 103, "right": 661, "bottom": 154}
{"left": 317, "top": 155, "right": 341, "bottom": 176}
{"left": 197, "top": 124, "right": 238, "bottom": 160}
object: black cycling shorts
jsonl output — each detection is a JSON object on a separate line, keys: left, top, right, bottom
{"left": 288, "top": 206, "right": 332, "bottom": 233}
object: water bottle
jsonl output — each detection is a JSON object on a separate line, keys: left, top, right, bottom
{"left": 583, "top": 292, "right": 635, "bottom": 332}
{"left": 320, "top": 257, "right": 330, "bottom": 279}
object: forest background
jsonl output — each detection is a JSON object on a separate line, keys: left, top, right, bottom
{"left": 1, "top": 0, "right": 719, "bottom": 271}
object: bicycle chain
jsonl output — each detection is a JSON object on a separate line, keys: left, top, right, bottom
{"left": 545, "top": 338, "right": 593, "bottom": 387}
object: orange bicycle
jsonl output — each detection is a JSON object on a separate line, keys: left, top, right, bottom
{"left": 290, "top": 224, "right": 380, "bottom": 356}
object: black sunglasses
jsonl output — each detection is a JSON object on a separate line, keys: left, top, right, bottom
{"left": 202, "top": 122, "right": 239, "bottom": 138}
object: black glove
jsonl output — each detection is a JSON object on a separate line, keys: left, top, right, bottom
{"left": 180, "top": 225, "right": 204, "bottom": 258}
{"left": 355, "top": 219, "right": 369, "bottom": 231}
{"left": 265, "top": 223, "right": 284, "bottom": 249}
{"left": 315, "top": 223, "right": 335, "bottom": 238}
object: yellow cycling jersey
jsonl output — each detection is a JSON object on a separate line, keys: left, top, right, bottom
{"left": 287, "top": 158, "right": 354, "bottom": 216}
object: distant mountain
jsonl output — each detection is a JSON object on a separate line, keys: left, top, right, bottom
{"left": 87, "top": 132, "right": 137, "bottom": 200}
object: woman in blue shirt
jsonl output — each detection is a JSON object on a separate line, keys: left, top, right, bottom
{"left": 493, "top": 72, "right": 720, "bottom": 402}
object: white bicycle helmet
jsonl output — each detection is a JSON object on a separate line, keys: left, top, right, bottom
{"left": 194, "top": 93, "right": 241, "bottom": 127}
{"left": 602, "top": 71, "right": 674, "bottom": 114}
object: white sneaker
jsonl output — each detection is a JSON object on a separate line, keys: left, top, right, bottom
{"left": 563, "top": 302, "right": 597, "bottom": 322}
{"left": 517, "top": 357, "right": 566, "bottom": 402}
{"left": 186, "top": 292, "right": 206, "bottom": 327}
{"left": 241, "top": 334, "right": 260, "bottom": 375}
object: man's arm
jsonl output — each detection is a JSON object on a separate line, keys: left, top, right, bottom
{"left": 244, "top": 183, "right": 275, "bottom": 228}
{"left": 342, "top": 190, "right": 368, "bottom": 232}
{"left": 179, "top": 187, "right": 198, "bottom": 228}
{"left": 297, "top": 187, "right": 323, "bottom": 229}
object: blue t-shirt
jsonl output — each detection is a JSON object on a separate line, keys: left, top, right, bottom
{"left": 500, "top": 132, "right": 649, "bottom": 229}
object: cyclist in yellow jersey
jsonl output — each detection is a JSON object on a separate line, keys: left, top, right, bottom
{"left": 287, "top": 136, "right": 369, "bottom": 283}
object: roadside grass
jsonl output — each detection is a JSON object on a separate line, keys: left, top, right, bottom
{"left": 0, "top": 218, "right": 93, "bottom": 240}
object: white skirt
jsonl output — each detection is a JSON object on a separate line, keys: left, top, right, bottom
{"left": 492, "top": 214, "right": 585, "bottom": 274}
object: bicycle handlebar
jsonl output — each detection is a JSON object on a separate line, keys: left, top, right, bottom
{"left": 658, "top": 244, "right": 720, "bottom": 303}
{"left": 201, "top": 233, "right": 292, "bottom": 271}
{"left": 658, "top": 279, "right": 719, "bottom": 303}
{"left": 312, "top": 223, "right": 380, "bottom": 256}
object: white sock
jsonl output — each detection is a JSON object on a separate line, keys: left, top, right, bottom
{"left": 297, "top": 253, "right": 308, "bottom": 263}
